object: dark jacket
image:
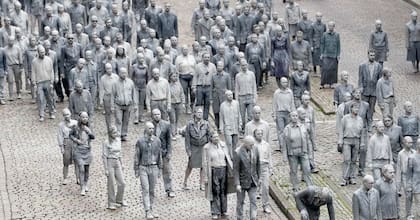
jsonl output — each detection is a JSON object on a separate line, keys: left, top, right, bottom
{"left": 158, "top": 12, "right": 178, "bottom": 40}
{"left": 0, "top": 48, "right": 7, "bottom": 77}
{"left": 358, "top": 61, "right": 382, "bottom": 97}
{"left": 153, "top": 120, "right": 172, "bottom": 158}
{"left": 234, "top": 145, "right": 260, "bottom": 189}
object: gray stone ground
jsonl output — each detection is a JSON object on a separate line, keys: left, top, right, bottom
{"left": 1, "top": 0, "right": 419, "bottom": 219}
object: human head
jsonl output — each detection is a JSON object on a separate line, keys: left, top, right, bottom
{"left": 145, "top": 122, "right": 155, "bottom": 137}
{"left": 119, "top": 67, "right": 128, "bottom": 80}
{"left": 404, "top": 101, "right": 413, "bottom": 114}
{"left": 382, "top": 68, "right": 392, "bottom": 78}
{"left": 301, "top": 94, "right": 310, "bottom": 107}
{"left": 375, "top": 19, "right": 382, "bottom": 31}
{"left": 352, "top": 88, "right": 361, "bottom": 100}
{"left": 412, "top": 11, "right": 418, "bottom": 22}
{"left": 362, "top": 175, "right": 375, "bottom": 191}
{"left": 375, "top": 121, "right": 385, "bottom": 134}
{"left": 289, "top": 111, "right": 299, "bottom": 124}
{"left": 368, "top": 49, "right": 376, "bottom": 62}
{"left": 382, "top": 164, "right": 395, "bottom": 181}
{"left": 280, "top": 77, "right": 289, "bottom": 89}
{"left": 152, "top": 68, "right": 160, "bottom": 80}
{"left": 315, "top": 12, "right": 323, "bottom": 22}
{"left": 169, "top": 72, "right": 178, "bottom": 82}
{"left": 62, "top": 108, "right": 71, "bottom": 121}
{"left": 225, "top": 90, "right": 233, "bottom": 101}
{"left": 37, "top": 45, "right": 46, "bottom": 59}
{"left": 152, "top": 109, "right": 162, "bottom": 122}
{"left": 403, "top": 136, "right": 413, "bottom": 150}
{"left": 253, "top": 106, "right": 261, "bottom": 120}
{"left": 216, "top": 61, "right": 224, "bottom": 72}
{"left": 240, "top": 59, "right": 248, "bottom": 72}
{"left": 105, "top": 63, "right": 113, "bottom": 75}
{"left": 194, "top": 107, "right": 203, "bottom": 120}
{"left": 327, "top": 21, "right": 335, "bottom": 32}
{"left": 297, "top": 108, "right": 306, "bottom": 121}
{"left": 383, "top": 115, "right": 393, "bottom": 128}
{"left": 164, "top": 2, "right": 171, "bottom": 13}
{"left": 202, "top": 52, "right": 210, "bottom": 65}
{"left": 210, "top": 132, "right": 220, "bottom": 144}
{"left": 79, "top": 111, "right": 89, "bottom": 125}
{"left": 340, "top": 71, "right": 349, "bottom": 82}
{"left": 75, "top": 80, "right": 83, "bottom": 93}
{"left": 296, "top": 60, "right": 304, "bottom": 71}
{"left": 253, "top": 128, "right": 264, "bottom": 142}
{"left": 242, "top": 136, "right": 255, "bottom": 151}
{"left": 351, "top": 103, "right": 360, "bottom": 115}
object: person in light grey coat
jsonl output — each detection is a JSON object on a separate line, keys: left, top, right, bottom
{"left": 158, "top": 3, "right": 178, "bottom": 42}
{"left": 358, "top": 49, "right": 383, "bottom": 128}
{"left": 284, "top": 0, "right": 301, "bottom": 40}
{"left": 369, "top": 20, "right": 389, "bottom": 65}
{"left": 397, "top": 101, "right": 420, "bottom": 149}
{"left": 406, "top": 11, "right": 420, "bottom": 73}
{"left": 407, "top": 139, "right": 420, "bottom": 219}
{"left": 211, "top": 61, "right": 231, "bottom": 131}
{"left": 290, "top": 31, "right": 312, "bottom": 71}
{"left": 366, "top": 121, "right": 393, "bottom": 181}
{"left": 339, "top": 104, "right": 364, "bottom": 186}
{"left": 220, "top": 90, "right": 241, "bottom": 158}
{"left": 376, "top": 68, "right": 395, "bottom": 118}
{"left": 352, "top": 175, "right": 382, "bottom": 220}
{"left": 282, "top": 111, "right": 313, "bottom": 192}
{"left": 396, "top": 136, "right": 416, "bottom": 219}
{"left": 374, "top": 164, "right": 399, "bottom": 220}
{"left": 383, "top": 115, "right": 403, "bottom": 164}
{"left": 234, "top": 136, "right": 260, "bottom": 220}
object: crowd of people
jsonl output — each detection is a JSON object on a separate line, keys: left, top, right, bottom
{"left": 2, "top": 0, "right": 420, "bottom": 219}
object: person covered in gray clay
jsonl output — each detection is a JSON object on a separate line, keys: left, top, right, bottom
{"left": 134, "top": 122, "right": 162, "bottom": 220}
{"left": 367, "top": 121, "right": 392, "bottom": 181}
{"left": 290, "top": 31, "right": 312, "bottom": 71}
{"left": 376, "top": 68, "right": 396, "bottom": 117}
{"left": 295, "top": 186, "right": 335, "bottom": 220}
{"left": 220, "top": 90, "right": 242, "bottom": 157}
{"left": 183, "top": 107, "right": 212, "bottom": 190}
{"left": 146, "top": 68, "right": 171, "bottom": 120}
{"left": 397, "top": 101, "right": 420, "bottom": 149}
{"left": 234, "top": 136, "right": 260, "bottom": 220}
{"left": 69, "top": 80, "right": 94, "bottom": 122}
{"left": 374, "top": 164, "right": 399, "bottom": 220}
{"left": 290, "top": 60, "right": 310, "bottom": 108}
{"left": 298, "top": 94, "right": 318, "bottom": 173}
{"left": 102, "top": 126, "right": 127, "bottom": 210}
{"left": 57, "top": 108, "right": 78, "bottom": 185}
{"left": 383, "top": 115, "right": 403, "bottom": 164}
{"left": 245, "top": 105, "right": 270, "bottom": 143}
{"left": 369, "top": 20, "right": 389, "bottom": 66}
{"left": 407, "top": 138, "right": 420, "bottom": 219}
{"left": 352, "top": 175, "right": 382, "bottom": 220}
{"left": 320, "top": 21, "right": 340, "bottom": 89}
{"left": 211, "top": 60, "right": 232, "bottom": 132}
{"left": 282, "top": 111, "right": 313, "bottom": 192}
{"left": 358, "top": 49, "right": 383, "bottom": 128}
{"left": 333, "top": 71, "right": 354, "bottom": 108}
{"left": 339, "top": 104, "right": 364, "bottom": 186}
{"left": 70, "top": 111, "right": 95, "bottom": 196}
{"left": 406, "top": 11, "right": 420, "bottom": 73}
{"left": 99, "top": 63, "right": 119, "bottom": 133}
{"left": 311, "top": 12, "right": 326, "bottom": 76}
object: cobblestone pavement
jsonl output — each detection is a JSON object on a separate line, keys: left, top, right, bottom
{"left": 1, "top": 0, "right": 419, "bottom": 219}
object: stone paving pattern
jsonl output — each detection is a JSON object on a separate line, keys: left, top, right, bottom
{"left": 1, "top": 0, "right": 420, "bottom": 219}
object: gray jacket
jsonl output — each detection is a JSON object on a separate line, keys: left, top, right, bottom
{"left": 158, "top": 12, "right": 178, "bottom": 40}
{"left": 358, "top": 61, "right": 382, "bottom": 97}
{"left": 153, "top": 120, "right": 172, "bottom": 158}
{"left": 408, "top": 153, "right": 420, "bottom": 194}
{"left": 352, "top": 187, "right": 382, "bottom": 220}
{"left": 234, "top": 145, "right": 260, "bottom": 189}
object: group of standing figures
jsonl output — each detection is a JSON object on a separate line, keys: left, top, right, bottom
{"left": 3, "top": 0, "right": 420, "bottom": 219}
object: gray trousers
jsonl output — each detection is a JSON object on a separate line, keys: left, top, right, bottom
{"left": 224, "top": 133, "right": 238, "bottom": 158}
{"left": 139, "top": 165, "right": 158, "bottom": 211}
{"left": 195, "top": 85, "right": 211, "bottom": 120}
{"left": 211, "top": 167, "right": 227, "bottom": 216}
{"left": 169, "top": 103, "right": 182, "bottom": 135}
{"left": 237, "top": 186, "right": 257, "bottom": 220}
{"left": 162, "top": 157, "right": 173, "bottom": 192}
{"left": 7, "top": 64, "right": 22, "bottom": 97}
{"left": 414, "top": 193, "right": 420, "bottom": 219}
{"left": 150, "top": 99, "right": 168, "bottom": 120}
{"left": 362, "top": 95, "right": 376, "bottom": 127}
{"left": 0, "top": 76, "right": 4, "bottom": 100}
{"left": 134, "top": 88, "right": 146, "bottom": 122}
{"left": 36, "top": 81, "right": 54, "bottom": 117}
{"left": 359, "top": 128, "right": 368, "bottom": 174}
{"left": 78, "top": 164, "right": 90, "bottom": 190}
{"left": 238, "top": 94, "right": 255, "bottom": 130}
{"left": 103, "top": 94, "right": 113, "bottom": 132}
{"left": 401, "top": 174, "right": 413, "bottom": 218}
{"left": 106, "top": 158, "right": 125, "bottom": 206}
{"left": 288, "top": 154, "right": 312, "bottom": 190}
{"left": 342, "top": 138, "right": 360, "bottom": 180}
{"left": 259, "top": 162, "right": 270, "bottom": 208}
{"left": 115, "top": 104, "right": 131, "bottom": 137}
{"left": 276, "top": 111, "right": 290, "bottom": 149}
{"left": 89, "top": 84, "right": 97, "bottom": 108}
{"left": 294, "top": 96, "right": 301, "bottom": 109}
{"left": 380, "top": 97, "right": 395, "bottom": 118}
